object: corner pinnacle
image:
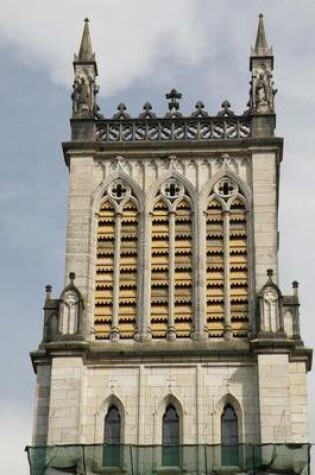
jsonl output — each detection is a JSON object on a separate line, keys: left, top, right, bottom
{"left": 77, "top": 17, "right": 94, "bottom": 61}
{"left": 252, "top": 13, "right": 272, "bottom": 56}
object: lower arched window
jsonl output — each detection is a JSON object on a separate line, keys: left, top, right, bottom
{"left": 221, "top": 404, "right": 239, "bottom": 466}
{"left": 103, "top": 405, "right": 121, "bottom": 467}
{"left": 162, "top": 404, "right": 180, "bottom": 467}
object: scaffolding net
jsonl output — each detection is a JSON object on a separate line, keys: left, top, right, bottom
{"left": 26, "top": 443, "right": 310, "bottom": 475}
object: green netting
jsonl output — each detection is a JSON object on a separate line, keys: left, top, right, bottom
{"left": 26, "top": 443, "right": 310, "bottom": 475}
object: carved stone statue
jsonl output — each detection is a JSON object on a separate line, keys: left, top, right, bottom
{"left": 255, "top": 72, "right": 269, "bottom": 106}
{"left": 72, "top": 75, "right": 91, "bottom": 115}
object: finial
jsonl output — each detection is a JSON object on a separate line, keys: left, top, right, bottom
{"left": 165, "top": 89, "right": 183, "bottom": 117}
{"left": 292, "top": 281, "right": 299, "bottom": 298}
{"left": 45, "top": 285, "right": 52, "bottom": 300}
{"left": 113, "top": 103, "right": 131, "bottom": 120}
{"left": 77, "top": 18, "right": 94, "bottom": 61}
{"left": 69, "top": 272, "right": 76, "bottom": 285}
{"left": 191, "top": 101, "right": 208, "bottom": 118}
{"left": 138, "top": 102, "right": 156, "bottom": 119}
{"left": 217, "top": 100, "right": 235, "bottom": 117}
{"left": 267, "top": 268, "right": 273, "bottom": 280}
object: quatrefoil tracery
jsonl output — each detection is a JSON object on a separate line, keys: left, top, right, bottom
{"left": 107, "top": 179, "right": 131, "bottom": 202}
{"left": 214, "top": 178, "right": 238, "bottom": 199}
{"left": 160, "top": 179, "right": 184, "bottom": 201}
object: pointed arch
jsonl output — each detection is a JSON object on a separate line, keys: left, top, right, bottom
{"left": 95, "top": 394, "right": 125, "bottom": 444}
{"left": 221, "top": 403, "right": 239, "bottom": 466}
{"left": 93, "top": 172, "right": 142, "bottom": 340}
{"left": 203, "top": 172, "right": 251, "bottom": 338}
{"left": 146, "top": 170, "right": 198, "bottom": 213}
{"left": 215, "top": 393, "right": 243, "bottom": 446}
{"left": 58, "top": 283, "right": 83, "bottom": 336}
{"left": 162, "top": 404, "right": 180, "bottom": 467}
{"left": 91, "top": 169, "right": 145, "bottom": 214}
{"left": 149, "top": 174, "right": 195, "bottom": 339}
{"left": 200, "top": 169, "right": 252, "bottom": 208}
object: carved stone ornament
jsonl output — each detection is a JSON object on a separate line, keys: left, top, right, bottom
{"left": 72, "top": 74, "right": 91, "bottom": 115}
{"left": 251, "top": 66, "right": 277, "bottom": 114}
{"left": 214, "top": 178, "right": 238, "bottom": 199}
{"left": 60, "top": 290, "right": 79, "bottom": 335}
{"left": 108, "top": 179, "right": 131, "bottom": 202}
{"left": 263, "top": 286, "right": 279, "bottom": 333}
{"left": 160, "top": 179, "right": 184, "bottom": 201}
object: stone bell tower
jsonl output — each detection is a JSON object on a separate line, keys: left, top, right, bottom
{"left": 28, "top": 15, "right": 312, "bottom": 475}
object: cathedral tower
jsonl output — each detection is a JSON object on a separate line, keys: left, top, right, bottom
{"left": 28, "top": 16, "right": 312, "bottom": 474}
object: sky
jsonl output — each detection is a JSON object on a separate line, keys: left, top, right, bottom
{"left": 0, "top": 1, "right": 315, "bottom": 473}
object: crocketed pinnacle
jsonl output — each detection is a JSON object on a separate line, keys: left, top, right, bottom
{"left": 252, "top": 13, "right": 272, "bottom": 56}
{"left": 77, "top": 18, "right": 94, "bottom": 61}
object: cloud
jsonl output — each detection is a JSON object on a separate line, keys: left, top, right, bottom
{"left": 0, "top": 0, "right": 210, "bottom": 96}
{"left": 0, "top": 403, "right": 32, "bottom": 475}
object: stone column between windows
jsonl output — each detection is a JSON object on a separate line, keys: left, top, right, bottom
{"left": 135, "top": 210, "right": 144, "bottom": 341}
{"left": 142, "top": 212, "right": 153, "bottom": 340}
{"left": 167, "top": 211, "right": 176, "bottom": 340}
{"left": 201, "top": 211, "right": 209, "bottom": 338}
{"left": 192, "top": 210, "right": 204, "bottom": 340}
{"left": 223, "top": 210, "right": 233, "bottom": 339}
{"left": 110, "top": 212, "right": 122, "bottom": 341}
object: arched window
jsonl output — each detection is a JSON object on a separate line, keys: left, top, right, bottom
{"left": 206, "top": 178, "right": 249, "bottom": 338}
{"left": 162, "top": 404, "right": 180, "bottom": 466}
{"left": 150, "top": 179, "right": 193, "bottom": 339}
{"left": 103, "top": 405, "right": 121, "bottom": 466}
{"left": 95, "top": 180, "right": 139, "bottom": 339}
{"left": 221, "top": 404, "right": 239, "bottom": 466}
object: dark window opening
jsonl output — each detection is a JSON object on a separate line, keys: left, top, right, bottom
{"left": 103, "top": 405, "right": 121, "bottom": 467}
{"left": 162, "top": 404, "right": 180, "bottom": 467}
{"left": 221, "top": 403, "right": 239, "bottom": 466}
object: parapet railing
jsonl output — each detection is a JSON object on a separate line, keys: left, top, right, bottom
{"left": 26, "top": 443, "right": 310, "bottom": 475}
{"left": 95, "top": 115, "right": 252, "bottom": 143}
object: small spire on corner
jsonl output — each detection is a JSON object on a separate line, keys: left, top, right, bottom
{"left": 252, "top": 13, "right": 272, "bottom": 57}
{"left": 77, "top": 17, "right": 94, "bottom": 62}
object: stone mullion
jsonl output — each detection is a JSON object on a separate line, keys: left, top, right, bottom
{"left": 110, "top": 212, "right": 122, "bottom": 341}
{"left": 200, "top": 211, "right": 208, "bottom": 338}
{"left": 167, "top": 211, "right": 176, "bottom": 340}
{"left": 143, "top": 212, "right": 152, "bottom": 340}
{"left": 223, "top": 210, "right": 233, "bottom": 339}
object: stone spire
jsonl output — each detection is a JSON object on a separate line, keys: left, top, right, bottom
{"left": 76, "top": 18, "right": 95, "bottom": 62}
{"left": 71, "top": 18, "right": 99, "bottom": 120}
{"left": 252, "top": 13, "right": 272, "bottom": 57}
{"left": 248, "top": 13, "right": 276, "bottom": 121}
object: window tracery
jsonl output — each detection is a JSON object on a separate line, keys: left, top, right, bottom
{"left": 206, "top": 178, "right": 248, "bottom": 338}
{"left": 94, "top": 180, "right": 138, "bottom": 339}
{"left": 150, "top": 179, "right": 193, "bottom": 339}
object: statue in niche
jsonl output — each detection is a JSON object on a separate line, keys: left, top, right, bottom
{"left": 72, "top": 75, "right": 90, "bottom": 115}
{"left": 61, "top": 290, "right": 79, "bottom": 334}
{"left": 255, "top": 72, "right": 269, "bottom": 108}
{"left": 263, "top": 287, "right": 279, "bottom": 332}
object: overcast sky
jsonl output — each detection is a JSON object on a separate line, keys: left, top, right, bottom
{"left": 1, "top": 1, "right": 315, "bottom": 473}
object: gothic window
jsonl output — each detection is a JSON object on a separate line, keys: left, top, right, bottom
{"left": 206, "top": 178, "right": 248, "bottom": 337}
{"left": 221, "top": 404, "right": 239, "bottom": 466}
{"left": 103, "top": 405, "right": 121, "bottom": 467}
{"left": 94, "top": 180, "right": 138, "bottom": 339}
{"left": 162, "top": 404, "right": 180, "bottom": 467}
{"left": 150, "top": 179, "right": 193, "bottom": 338}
